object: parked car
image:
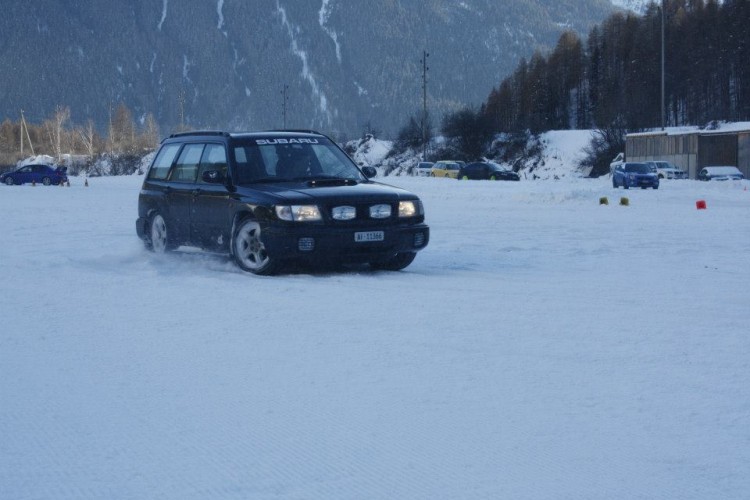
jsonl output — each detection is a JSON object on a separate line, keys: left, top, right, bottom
{"left": 1, "top": 164, "right": 68, "bottom": 186}
{"left": 612, "top": 162, "right": 659, "bottom": 189}
{"left": 457, "top": 161, "right": 520, "bottom": 181}
{"left": 136, "top": 130, "right": 430, "bottom": 275}
{"left": 430, "top": 160, "right": 463, "bottom": 178}
{"left": 413, "top": 161, "right": 434, "bottom": 177}
{"left": 645, "top": 161, "right": 687, "bottom": 179}
{"left": 697, "top": 166, "right": 745, "bottom": 181}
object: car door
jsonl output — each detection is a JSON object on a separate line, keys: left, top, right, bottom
{"left": 167, "top": 143, "right": 205, "bottom": 244}
{"left": 16, "top": 166, "right": 33, "bottom": 184}
{"left": 192, "top": 143, "right": 231, "bottom": 249}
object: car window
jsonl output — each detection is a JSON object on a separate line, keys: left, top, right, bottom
{"left": 148, "top": 144, "right": 181, "bottom": 180}
{"left": 170, "top": 143, "right": 205, "bottom": 183}
{"left": 197, "top": 144, "right": 227, "bottom": 183}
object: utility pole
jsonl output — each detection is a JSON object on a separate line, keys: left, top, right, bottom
{"left": 20, "top": 110, "right": 34, "bottom": 156}
{"left": 420, "top": 50, "right": 429, "bottom": 161}
{"left": 661, "top": 0, "right": 665, "bottom": 130}
{"left": 281, "top": 84, "right": 289, "bottom": 129}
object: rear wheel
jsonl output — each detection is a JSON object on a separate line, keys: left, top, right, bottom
{"left": 232, "top": 219, "right": 279, "bottom": 275}
{"left": 4, "top": 177, "right": 14, "bottom": 186}
{"left": 613, "top": 178, "right": 618, "bottom": 188}
{"left": 371, "top": 252, "right": 416, "bottom": 271}
{"left": 149, "top": 213, "right": 172, "bottom": 253}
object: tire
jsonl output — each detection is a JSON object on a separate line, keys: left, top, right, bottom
{"left": 370, "top": 252, "right": 417, "bottom": 271}
{"left": 4, "top": 177, "right": 14, "bottom": 186}
{"left": 612, "top": 178, "right": 618, "bottom": 188}
{"left": 654, "top": 185, "right": 659, "bottom": 190}
{"left": 623, "top": 180, "right": 629, "bottom": 189}
{"left": 232, "top": 219, "right": 279, "bottom": 275}
{"left": 148, "top": 213, "right": 174, "bottom": 253}
{"left": 42, "top": 177, "right": 51, "bottom": 186}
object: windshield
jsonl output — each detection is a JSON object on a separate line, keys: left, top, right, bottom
{"left": 488, "top": 162, "right": 510, "bottom": 172}
{"left": 231, "top": 137, "right": 365, "bottom": 184}
{"left": 625, "top": 163, "right": 651, "bottom": 174}
{"left": 655, "top": 162, "right": 679, "bottom": 169}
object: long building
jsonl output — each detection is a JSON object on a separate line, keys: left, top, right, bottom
{"left": 625, "top": 128, "right": 750, "bottom": 179}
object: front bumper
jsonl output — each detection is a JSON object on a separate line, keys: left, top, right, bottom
{"left": 262, "top": 221, "right": 430, "bottom": 263}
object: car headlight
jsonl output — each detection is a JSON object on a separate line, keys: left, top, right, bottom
{"left": 275, "top": 205, "right": 322, "bottom": 221}
{"left": 399, "top": 200, "right": 423, "bottom": 218}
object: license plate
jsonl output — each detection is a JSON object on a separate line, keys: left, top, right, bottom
{"left": 355, "top": 231, "right": 384, "bottom": 242}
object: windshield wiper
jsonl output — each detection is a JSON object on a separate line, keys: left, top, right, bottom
{"left": 305, "top": 176, "right": 358, "bottom": 186}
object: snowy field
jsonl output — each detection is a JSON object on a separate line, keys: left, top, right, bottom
{"left": 1, "top": 174, "right": 749, "bottom": 499}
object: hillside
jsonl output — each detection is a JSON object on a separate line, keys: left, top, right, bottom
{"left": 1, "top": 0, "right": 614, "bottom": 137}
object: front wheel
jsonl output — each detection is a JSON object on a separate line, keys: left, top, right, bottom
{"left": 4, "top": 177, "right": 14, "bottom": 186}
{"left": 370, "top": 252, "right": 416, "bottom": 271}
{"left": 42, "top": 177, "right": 51, "bottom": 186}
{"left": 232, "top": 219, "right": 279, "bottom": 275}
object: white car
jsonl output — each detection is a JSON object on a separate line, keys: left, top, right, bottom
{"left": 414, "top": 161, "right": 434, "bottom": 177}
{"left": 645, "top": 161, "right": 687, "bottom": 179}
{"left": 697, "top": 166, "right": 745, "bottom": 181}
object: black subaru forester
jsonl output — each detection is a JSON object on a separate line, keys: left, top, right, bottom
{"left": 136, "top": 130, "right": 429, "bottom": 274}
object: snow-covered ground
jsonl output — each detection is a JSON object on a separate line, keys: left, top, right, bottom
{"left": 2, "top": 174, "right": 749, "bottom": 499}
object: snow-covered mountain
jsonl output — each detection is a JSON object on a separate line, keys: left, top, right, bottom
{"left": 1, "top": 1, "right": 616, "bottom": 137}
{"left": 610, "top": 0, "right": 652, "bottom": 14}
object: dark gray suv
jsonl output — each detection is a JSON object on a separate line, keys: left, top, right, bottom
{"left": 136, "top": 130, "right": 429, "bottom": 274}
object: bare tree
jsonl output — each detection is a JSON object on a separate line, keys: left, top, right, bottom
{"left": 42, "top": 106, "right": 71, "bottom": 162}
{"left": 76, "top": 119, "right": 98, "bottom": 157}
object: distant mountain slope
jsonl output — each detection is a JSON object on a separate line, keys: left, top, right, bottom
{"left": 609, "top": 0, "right": 651, "bottom": 14}
{"left": 0, "top": 0, "right": 615, "bottom": 137}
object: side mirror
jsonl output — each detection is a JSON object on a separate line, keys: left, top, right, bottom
{"left": 202, "top": 170, "right": 225, "bottom": 184}
{"left": 361, "top": 166, "right": 377, "bottom": 178}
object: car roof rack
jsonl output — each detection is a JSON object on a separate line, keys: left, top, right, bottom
{"left": 265, "top": 129, "right": 322, "bottom": 135}
{"left": 168, "top": 130, "right": 230, "bottom": 138}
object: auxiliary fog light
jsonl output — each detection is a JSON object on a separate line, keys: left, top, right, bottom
{"left": 298, "top": 237, "right": 315, "bottom": 252}
{"left": 332, "top": 206, "right": 356, "bottom": 220}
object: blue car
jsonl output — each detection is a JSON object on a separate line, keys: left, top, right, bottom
{"left": 1, "top": 164, "right": 68, "bottom": 186}
{"left": 613, "top": 162, "right": 659, "bottom": 189}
